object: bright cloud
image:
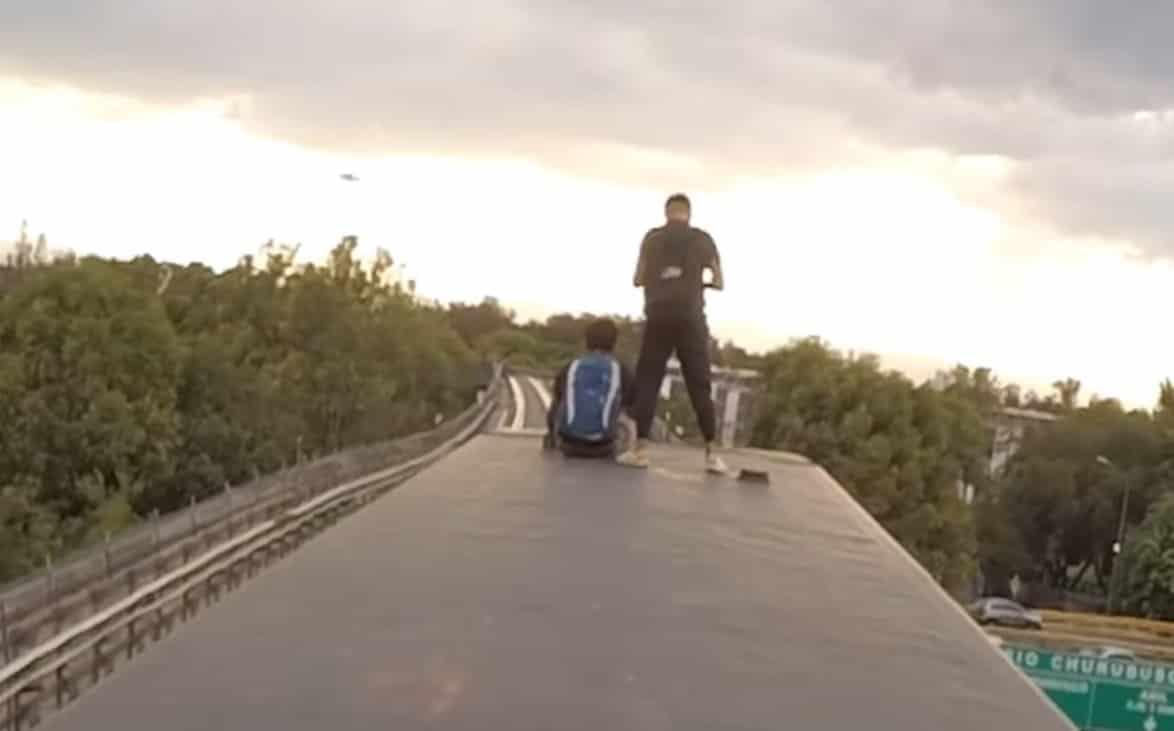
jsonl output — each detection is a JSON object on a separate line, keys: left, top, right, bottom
{"left": 2, "top": 1, "right": 1172, "bottom": 408}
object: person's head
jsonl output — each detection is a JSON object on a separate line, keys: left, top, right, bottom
{"left": 665, "top": 193, "right": 691, "bottom": 223}
{"left": 584, "top": 318, "right": 619, "bottom": 353}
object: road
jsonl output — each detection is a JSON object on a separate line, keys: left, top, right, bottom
{"left": 46, "top": 436, "right": 1072, "bottom": 730}
{"left": 522, "top": 375, "right": 552, "bottom": 427}
{"left": 502, "top": 373, "right": 552, "bottom": 432}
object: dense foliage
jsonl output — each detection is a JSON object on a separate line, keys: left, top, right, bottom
{"left": 1118, "top": 493, "right": 1174, "bottom": 618}
{"left": 747, "top": 343, "right": 990, "bottom": 591}
{"left": 6, "top": 234, "right": 1174, "bottom": 617}
{"left": 983, "top": 397, "right": 1173, "bottom": 601}
{"left": 0, "top": 237, "right": 481, "bottom": 582}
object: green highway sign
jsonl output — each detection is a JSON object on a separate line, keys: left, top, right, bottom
{"left": 1005, "top": 644, "right": 1174, "bottom": 731}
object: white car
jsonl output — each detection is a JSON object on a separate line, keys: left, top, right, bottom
{"left": 968, "top": 598, "right": 1044, "bottom": 630}
{"left": 1080, "top": 646, "right": 1137, "bottom": 662}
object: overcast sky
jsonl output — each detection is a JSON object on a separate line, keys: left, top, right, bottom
{"left": 2, "top": 1, "right": 1172, "bottom": 406}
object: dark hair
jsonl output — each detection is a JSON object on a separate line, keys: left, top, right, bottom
{"left": 665, "top": 193, "right": 691, "bottom": 211}
{"left": 584, "top": 318, "right": 619, "bottom": 352}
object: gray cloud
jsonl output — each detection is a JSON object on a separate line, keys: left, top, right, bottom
{"left": 5, "top": 1, "right": 1174, "bottom": 254}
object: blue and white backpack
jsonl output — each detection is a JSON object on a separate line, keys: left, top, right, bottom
{"left": 557, "top": 353, "right": 623, "bottom": 443}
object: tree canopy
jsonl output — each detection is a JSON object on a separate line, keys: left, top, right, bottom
{"left": 5, "top": 229, "right": 1174, "bottom": 617}
{"left": 0, "top": 237, "right": 480, "bottom": 582}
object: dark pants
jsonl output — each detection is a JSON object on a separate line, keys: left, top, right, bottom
{"left": 632, "top": 313, "right": 717, "bottom": 442}
{"left": 547, "top": 406, "right": 619, "bottom": 459}
{"left": 560, "top": 438, "right": 617, "bottom": 459}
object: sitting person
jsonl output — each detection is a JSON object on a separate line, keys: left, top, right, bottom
{"left": 544, "top": 318, "right": 637, "bottom": 458}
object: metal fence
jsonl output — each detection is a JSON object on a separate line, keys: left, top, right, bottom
{"left": 0, "top": 366, "right": 502, "bottom": 633}
{"left": 0, "top": 366, "right": 505, "bottom": 730}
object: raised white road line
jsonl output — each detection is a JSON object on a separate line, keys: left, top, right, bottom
{"left": 527, "top": 376, "right": 552, "bottom": 414}
{"left": 508, "top": 376, "right": 527, "bottom": 431}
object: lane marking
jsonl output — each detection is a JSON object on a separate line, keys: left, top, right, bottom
{"left": 508, "top": 376, "right": 526, "bottom": 431}
{"left": 526, "top": 376, "right": 551, "bottom": 414}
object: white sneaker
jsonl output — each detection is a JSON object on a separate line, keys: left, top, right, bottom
{"left": 705, "top": 450, "right": 730, "bottom": 475}
{"left": 616, "top": 443, "right": 650, "bottom": 469}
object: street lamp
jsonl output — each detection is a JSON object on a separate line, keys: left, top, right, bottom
{"left": 1098, "top": 455, "right": 1131, "bottom": 613}
{"left": 1098, "top": 456, "right": 1129, "bottom": 556}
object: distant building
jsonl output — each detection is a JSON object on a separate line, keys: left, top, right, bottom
{"left": 987, "top": 406, "right": 1059, "bottom": 477}
{"left": 660, "top": 359, "right": 761, "bottom": 447}
{"left": 950, "top": 407, "right": 1058, "bottom": 507}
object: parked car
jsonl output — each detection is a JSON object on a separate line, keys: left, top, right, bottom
{"left": 1080, "top": 646, "right": 1137, "bottom": 661}
{"left": 967, "top": 598, "right": 1043, "bottom": 630}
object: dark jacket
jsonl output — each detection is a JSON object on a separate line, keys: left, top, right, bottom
{"left": 634, "top": 222, "right": 722, "bottom": 319}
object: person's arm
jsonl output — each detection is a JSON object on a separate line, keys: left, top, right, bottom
{"left": 633, "top": 230, "right": 655, "bottom": 287}
{"left": 703, "top": 231, "right": 724, "bottom": 291}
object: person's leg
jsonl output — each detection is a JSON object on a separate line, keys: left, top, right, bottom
{"left": 544, "top": 399, "right": 562, "bottom": 450}
{"left": 630, "top": 316, "right": 676, "bottom": 439}
{"left": 615, "top": 412, "right": 636, "bottom": 455}
{"left": 675, "top": 316, "right": 728, "bottom": 473}
{"left": 618, "top": 316, "right": 675, "bottom": 467}
{"left": 675, "top": 316, "right": 717, "bottom": 442}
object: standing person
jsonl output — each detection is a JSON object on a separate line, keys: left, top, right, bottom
{"left": 617, "top": 193, "right": 728, "bottom": 473}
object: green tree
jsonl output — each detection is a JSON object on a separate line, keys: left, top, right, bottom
{"left": 1119, "top": 495, "right": 1174, "bottom": 619}
{"left": 0, "top": 259, "right": 180, "bottom": 567}
{"left": 1001, "top": 384, "right": 1022, "bottom": 408}
{"left": 750, "top": 338, "right": 982, "bottom": 590}
{"left": 446, "top": 298, "right": 515, "bottom": 347}
{"left": 1053, "top": 378, "right": 1083, "bottom": 411}
{"left": 985, "top": 397, "right": 1167, "bottom": 602}
{"left": 0, "top": 237, "right": 483, "bottom": 582}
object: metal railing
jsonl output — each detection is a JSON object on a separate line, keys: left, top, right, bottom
{"left": 0, "top": 365, "right": 503, "bottom": 730}
{"left": 0, "top": 419, "right": 465, "bottom": 614}
{"left": 0, "top": 369, "right": 500, "bottom": 637}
